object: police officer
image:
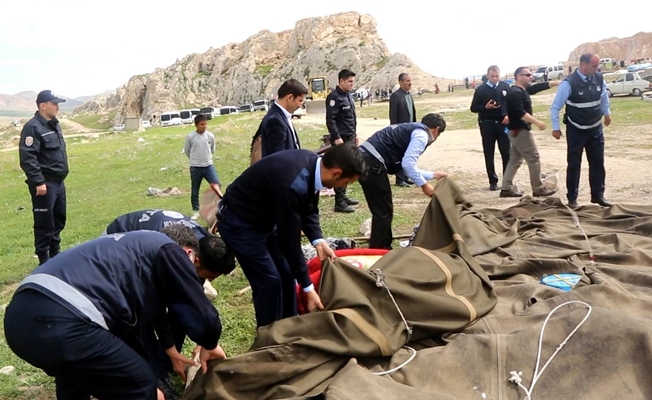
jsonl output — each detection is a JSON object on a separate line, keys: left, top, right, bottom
{"left": 551, "top": 53, "right": 612, "bottom": 208}
{"left": 4, "top": 229, "right": 227, "bottom": 400}
{"left": 359, "top": 113, "right": 448, "bottom": 250}
{"left": 103, "top": 209, "right": 209, "bottom": 239}
{"left": 326, "top": 69, "right": 359, "bottom": 213}
{"left": 19, "top": 90, "right": 69, "bottom": 265}
{"left": 469, "top": 65, "right": 511, "bottom": 191}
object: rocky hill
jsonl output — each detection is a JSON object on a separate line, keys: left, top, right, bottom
{"left": 0, "top": 91, "right": 89, "bottom": 111}
{"left": 74, "top": 12, "right": 450, "bottom": 124}
{"left": 567, "top": 31, "right": 652, "bottom": 62}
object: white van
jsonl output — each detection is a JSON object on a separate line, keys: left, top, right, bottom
{"left": 199, "top": 106, "right": 218, "bottom": 120}
{"left": 533, "top": 64, "right": 565, "bottom": 82}
{"left": 160, "top": 111, "right": 181, "bottom": 127}
{"left": 252, "top": 99, "right": 269, "bottom": 112}
{"left": 219, "top": 106, "right": 239, "bottom": 115}
{"left": 180, "top": 108, "right": 200, "bottom": 124}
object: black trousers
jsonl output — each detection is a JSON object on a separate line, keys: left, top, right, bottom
{"left": 330, "top": 134, "right": 356, "bottom": 199}
{"left": 4, "top": 289, "right": 157, "bottom": 400}
{"left": 218, "top": 207, "right": 296, "bottom": 327}
{"left": 29, "top": 178, "right": 66, "bottom": 258}
{"left": 566, "top": 124, "right": 606, "bottom": 201}
{"left": 359, "top": 152, "right": 393, "bottom": 250}
{"left": 479, "top": 120, "right": 510, "bottom": 185}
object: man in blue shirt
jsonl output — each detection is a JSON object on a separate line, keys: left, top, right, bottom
{"left": 551, "top": 53, "right": 612, "bottom": 208}
{"left": 358, "top": 113, "right": 448, "bottom": 249}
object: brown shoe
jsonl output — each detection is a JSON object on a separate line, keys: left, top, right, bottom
{"left": 533, "top": 189, "right": 556, "bottom": 197}
{"left": 500, "top": 190, "right": 523, "bottom": 198}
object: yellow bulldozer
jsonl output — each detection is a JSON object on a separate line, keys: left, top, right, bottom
{"left": 305, "top": 76, "right": 331, "bottom": 115}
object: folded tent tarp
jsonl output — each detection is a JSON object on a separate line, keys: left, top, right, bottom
{"left": 184, "top": 177, "right": 652, "bottom": 399}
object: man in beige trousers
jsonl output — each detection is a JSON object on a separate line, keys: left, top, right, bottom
{"left": 500, "top": 67, "right": 559, "bottom": 198}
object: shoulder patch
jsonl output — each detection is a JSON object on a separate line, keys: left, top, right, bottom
{"left": 25, "top": 136, "right": 33, "bottom": 146}
{"left": 162, "top": 210, "right": 184, "bottom": 219}
{"left": 329, "top": 100, "right": 335, "bottom": 107}
{"left": 502, "top": 90, "right": 507, "bottom": 96}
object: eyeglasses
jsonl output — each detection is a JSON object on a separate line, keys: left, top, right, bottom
{"left": 519, "top": 73, "right": 532, "bottom": 77}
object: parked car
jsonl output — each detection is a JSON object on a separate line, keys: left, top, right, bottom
{"left": 112, "top": 124, "right": 125, "bottom": 131}
{"left": 252, "top": 99, "right": 269, "bottom": 112}
{"left": 291, "top": 106, "right": 306, "bottom": 119}
{"left": 606, "top": 72, "right": 652, "bottom": 97}
{"left": 219, "top": 106, "right": 239, "bottom": 115}
{"left": 141, "top": 120, "right": 151, "bottom": 129}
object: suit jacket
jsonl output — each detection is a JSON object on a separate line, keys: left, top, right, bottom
{"left": 389, "top": 89, "right": 417, "bottom": 124}
{"left": 260, "top": 103, "right": 300, "bottom": 157}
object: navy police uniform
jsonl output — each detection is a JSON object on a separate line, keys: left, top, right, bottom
{"left": 326, "top": 87, "right": 358, "bottom": 212}
{"left": 3, "top": 231, "right": 221, "bottom": 400}
{"left": 19, "top": 91, "right": 69, "bottom": 265}
{"left": 104, "top": 209, "right": 208, "bottom": 239}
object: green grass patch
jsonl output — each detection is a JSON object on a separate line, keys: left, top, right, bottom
{"left": 70, "top": 109, "right": 117, "bottom": 130}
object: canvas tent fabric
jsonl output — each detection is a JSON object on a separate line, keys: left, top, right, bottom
{"left": 184, "top": 177, "right": 652, "bottom": 399}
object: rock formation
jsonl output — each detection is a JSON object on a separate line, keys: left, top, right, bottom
{"left": 567, "top": 31, "right": 652, "bottom": 63}
{"left": 73, "top": 12, "right": 450, "bottom": 124}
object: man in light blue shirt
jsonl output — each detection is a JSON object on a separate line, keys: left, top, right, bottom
{"left": 550, "top": 52, "right": 612, "bottom": 208}
{"left": 359, "top": 113, "right": 448, "bottom": 249}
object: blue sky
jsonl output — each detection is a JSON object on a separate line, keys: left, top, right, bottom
{"left": 1, "top": 0, "right": 649, "bottom": 98}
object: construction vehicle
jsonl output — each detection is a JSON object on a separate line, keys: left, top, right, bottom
{"left": 305, "top": 76, "right": 331, "bottom": 115}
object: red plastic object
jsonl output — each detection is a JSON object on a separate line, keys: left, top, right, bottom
{"left": 296, "top": 248, "right": 389, "bottom": 314}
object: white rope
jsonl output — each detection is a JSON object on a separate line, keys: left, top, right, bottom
{"left": 372, "top": 346, "right": 417, "bottom": 376}
{"left": 563, "top": 204, "right": 596, "bottom": 266}
{"left": 508, "top": 300, "right": 592, "bottom": 400}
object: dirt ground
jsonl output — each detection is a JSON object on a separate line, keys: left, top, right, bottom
{"left": 296, "top": 93, "right": 652, "bottom": 209}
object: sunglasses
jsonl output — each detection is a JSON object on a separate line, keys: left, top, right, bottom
{"left": 519, "top": 73, "right": 532, "bottom": 77}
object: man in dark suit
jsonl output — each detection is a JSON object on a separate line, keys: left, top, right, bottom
{"left": 389, "top": 73, "right": 417, "bottom": 187}
{"left": 260, "top": 79, "right": 307, "bottom": 157}
{"left": 217, "top": 144, "right": 365, "bottom": 327}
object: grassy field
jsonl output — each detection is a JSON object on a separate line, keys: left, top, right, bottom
{"left": 0, "top": 111, "right": 425, "bottom": 398}
{"left": 69, "top": 109, "right": 118, "bottom": 130}
{"left": 1, "top": 89, "right": 650, "bottom": 398}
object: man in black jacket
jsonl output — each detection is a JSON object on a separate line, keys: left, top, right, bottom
{"left": 19, "top": 90, "right": 69, "bottom": 265}
{"left": 256, "top": 79, "right": 308, "bottom": 159}
{"left": 470, "top": 65, "right": 511, "bottom": 191}
{"left": 325, "top": 69, "right": 359, "bottom": 213}
{"left": 4, "top": 230, "right": 227, "bottom": 400}
{"left": 218, "top": 144, "right": 365, "bottom": 327}
{"left": 389, "top": 72, "right": 417, "bottom": 188}
{"left": 500, "top": 67, "right": 559, "bottom": 198}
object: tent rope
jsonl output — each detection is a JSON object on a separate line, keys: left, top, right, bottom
{"left": 563, "top": 205, "right": 597, "bottom": 266}
{"left": 508, "top": 300, "right": 592, "bottom": 400}
{"left": 368, "top": 268, "right": 417, "bottom": 376}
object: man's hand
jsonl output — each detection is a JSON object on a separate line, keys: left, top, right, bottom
{"left": 421, "top": 182, "right": 435, "bottom": 197}
{"left": 485, "top": 100, "right": 499, "bottom": 109}
{"left": 501, "top": 116, "right": 509, "bottom": 125}
{"left": 552, "top": 130, "right": 562, "bottom": 140}
{"left": 334, "top": 138, "right": 344, "bottom": 145}
{"left": 433, "top": 171, "right": 448, "bottom": 180}
{"left": 604, "top": 115, "right": 611, "bottom": 127}
{"left": 535, "top": 120, "right": 547, "bottom": 130}
{"left": 165, "top": 347, "right": 198, "bottom": 381}
{"left": 210, "top": 183, "right": 223, "bottom": 198}
{"left": 35, "top": 184, "right": 47, "bottom": 196}
{"left": 549, "top": 80, "right": 561, "bottom": 87}
{"left": 305, "top": 289, "right": 324, "bottom": 312}
{"left": 200, "top": 345, "right": 227, "bottom": 374}
{"left": 355, "top": 136, "right": 359, "bottom": 145}
{"left": 315, "top": 241, "right": 336, "bottom": 261}
{"left": 157, "top": 388, "right": 165, "bottom": 400}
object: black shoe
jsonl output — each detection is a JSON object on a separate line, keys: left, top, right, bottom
{"left": 499, "top": 190, "right": 522, "bottom": 198}
{"left": 334, "top": 202, "right": 355, "bottom": 213}
{"left": 591, "top": 197, "right": 612, "bottom": 207}
{"left": 568, "top": 200, "right": 579, "bottom": 208}
{"left": 157, "top": 377, "right": 180, "bottom": 400}
{"left": 343, "top": 196, "right": 359, "bottom": 206}
{"left": 533, "top": 188, "right": 556, "bottom": 197}
{"left": 395, "top": 181, "right": 410, "bottom": 187}
{"left": 489, "top": 183, "right": 499, "bottom": 191}
{"left": 37, "top": 252, "right": 50, "bottom": 265}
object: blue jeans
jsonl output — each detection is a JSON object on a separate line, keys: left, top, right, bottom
{"left": 190, "top": 165, "right": 220, "bottom": 211}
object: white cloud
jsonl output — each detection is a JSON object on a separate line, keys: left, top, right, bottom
{"left": 1, "top": 0, "right": 649, "bottom": 97}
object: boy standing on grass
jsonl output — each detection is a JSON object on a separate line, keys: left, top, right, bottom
{"left": 184, "top": 114, "right": 222, "bottom": 220}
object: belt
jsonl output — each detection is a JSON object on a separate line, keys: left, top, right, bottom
{"left": 479, "top": 119, "right": 502, "bottom": 124}
{"left": 43, "top": 175, "right": 64, "bottom": 183}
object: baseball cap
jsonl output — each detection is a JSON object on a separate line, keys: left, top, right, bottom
{"left": 36, "top": 90, "right": 66, "bottom": 105}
